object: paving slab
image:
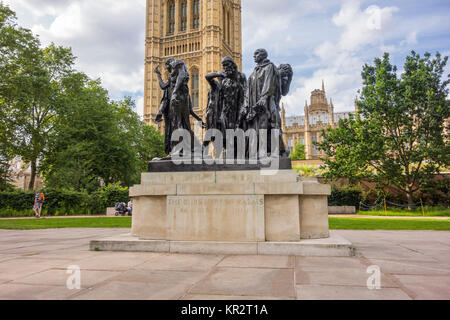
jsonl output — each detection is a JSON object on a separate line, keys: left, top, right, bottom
{"left": 0, "top": 253, "right": 20, "bottom": 263}
{"left": 392, "top": 275, "right": 450, "bottom": 300}
{"left": 218, "top": 255, "right": 294, "bottom": 269}
{"left": 134, "top": 253, "right": 224, "bottom": 272}
{"left": 296, "top": 284, "right": 411, "bottom": 300}
{"left": 21, "top": 247, "right": 103, "bottom": 261}
{"left": 295, "top": 267, "right": 399, "bottom": 288}
{"left": 296, "top": 256, "right": 368, "bottom": 270}
{"left": 72, "top": 281, "right": 177, "bottom": 300}
{"left": 0, "top": 229, "right": 448, "bottom": 300}
{"left": 354, "top": 244, "right": 439, "bottom": 262}
{"left": 0, "top": 257, "right": 76, "bottom": 281}
{"left": 189, "top": 267, "right": 295, "bottom": 298}
{"left": 182, "top": 294, "right": 295, "bottom": 300}
{"left": 0, "top": 283, "right": 84, "bottom": 300}
{"left": 70, "top": 252, "right": 163, "bottom": 271}
{"left": 12, "top": 269, "right": 123, "bottom": 288}
{"left": 71, "top": 272, "right": 205, "bottom": 301}
{"left": 367, "top": 259, "right": 450, "bottom": 276}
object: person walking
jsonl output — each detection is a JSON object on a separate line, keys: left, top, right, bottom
{"left": 33, "top": 190, "right": 45, "bottom": 218}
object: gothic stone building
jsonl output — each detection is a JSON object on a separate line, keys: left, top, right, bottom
{"left": 281, "top": 82, "right": 356, "bottom": 160}
{"left": 144, "top": 0, "right": 242, "bottom": 132}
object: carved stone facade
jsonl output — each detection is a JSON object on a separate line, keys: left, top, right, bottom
{"left": 8, "top": 157, "right": 43, "bottom": 191}
{"left": 144, "top": 0, "right": 242, "bottom": 132}
{"left": 281, "top": 82, "right": 356, "bottom": 160}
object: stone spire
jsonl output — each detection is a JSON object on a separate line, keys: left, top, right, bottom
{"left": 329, "top": 98, "right": 335, "bottom": 126}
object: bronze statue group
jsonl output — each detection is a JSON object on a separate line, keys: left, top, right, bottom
{"left": 155, "top": 49, "right": 293, "bottom": 161}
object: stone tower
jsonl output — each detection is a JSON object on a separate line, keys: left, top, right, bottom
{"left": 143, "top": 0, "right": 243, "bottom": 130}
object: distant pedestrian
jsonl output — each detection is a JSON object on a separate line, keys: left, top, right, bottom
{"left": 33, "top": 191, "right": 45, "bottom": 218}
{"left": 127, "top": 200, "right": 133, "bottom": 216}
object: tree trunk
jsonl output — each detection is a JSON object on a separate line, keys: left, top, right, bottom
{"left": 406, "top": 187, "right": 415, "bottom": 211}
{"left": 28, "top": 160, "right": 37, "bottom": 190}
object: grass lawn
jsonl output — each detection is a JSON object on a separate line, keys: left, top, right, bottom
{"left": 329, "top": 217, "right": 450, "bottom": 231}
{"left": 357, "top": 207, "right": 450, "bottom": 217}
{"left": 0, "top": 216, "right": 448, "bottom": 231}
{"left": 0, "top": 217, "right": 132, "bottom": 230}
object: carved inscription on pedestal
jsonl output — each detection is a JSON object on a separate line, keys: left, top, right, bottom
{"left": 167, "top": 195, "right": 265, "bottom": 242}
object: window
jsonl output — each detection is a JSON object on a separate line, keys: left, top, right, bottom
{"left": 288, "top": 137, "right": 294, "bottom": 151}
{"left": 312, "top": 134, "right": 318, "bottom": 155}
{"left": 180, "top": 1, "right": 187, "bottom": 31}
{"left": 223, "top": 7, "right": 226, "bottom": 41}
{"left": 191, "top": 68, "right": 199, "bottom": 109}
{"left": 227, "top": 11, "right": 231, "bottom": 44}
{"left": 168, "top": 1, "right": 175, "bottom": 34}
{"left": 192, "top": 0, "right": 200, "bottom": 29}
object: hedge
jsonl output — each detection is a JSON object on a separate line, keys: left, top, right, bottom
{"left": 328, "top": 187, "right": 362, "bottom": 209}
{"left": 0, "top": 185, "right": 130, "bottom": 217}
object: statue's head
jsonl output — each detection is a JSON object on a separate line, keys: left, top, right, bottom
{"left": 222, "top": 56, "right": 237, "bottom": 76}
{"left": 254, "top": 49, "right": 268, "bottom": 64}
{"left": 165, "top": 58, "right": 175, "bottom": 72}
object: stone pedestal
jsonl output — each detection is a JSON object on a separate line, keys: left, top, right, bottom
{"left": 129, "top": 170, "right": 331, "bottom": 242}
{"left": 90, "top": 169, "right": 354, "bottom": 256}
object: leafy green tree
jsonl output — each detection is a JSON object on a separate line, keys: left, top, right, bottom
{"left": 1, "top": 4, "right": 166, "bottom": 192}
{"left": 290, "top": 143, "right": 306, "bottom": 161}
{"left": 0, "top": 147, "right": 11, "bottom": 191}
{"left": 0, "top": 103, "right": 11, "bottom": 190}
{"left": 138, "top": 124, "right": 166, "bottom": 171}
{"left": 0, "top": 3, "right": 75, "bottom": 189}
{"left": 318, "top": 51, "right": 450, "bottom": 210}
{"left": 40, "top": 75, "right": 165, "bottom": 191}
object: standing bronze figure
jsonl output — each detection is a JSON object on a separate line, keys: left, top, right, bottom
{"left": 246, "top": 49, "right": 292, "bottom": 157}
{"left": 205, "top": 57, "right": 247, "bottom": 146}
{"left": 155, "top": 58, "right": 175, "bottom": 155}
{"left": 155, "top": 59, "right": 203, "bottom": 156}
{"left": 274, "top": 63, "right": 293, "bottom": 157}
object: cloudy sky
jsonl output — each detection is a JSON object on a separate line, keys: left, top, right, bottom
{"left": 4, "top": 0, "right": 450, "bottom": 116}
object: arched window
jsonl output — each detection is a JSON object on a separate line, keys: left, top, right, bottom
{"left": 168, "top": 0, "right": 175, "bottom": 34}
{"left": 223, "top": 6, "right": 226, "bottom": 42}
{"left": 311, "top": 134, "right": 318, "bottom": 156}
{"left": 191, "top": 68, "right": 200, "bottom": 109}
{"left": 192, "top": 0, "right": 200, "bottom": 29}
{"left": 227, "top": 11, "right": 231, "bottom": 44}
{"left": 180, "top": 1, "right": 187, "bottom": 31}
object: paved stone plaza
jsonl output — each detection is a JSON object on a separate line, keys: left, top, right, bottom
{"left": 0, "top": 228, "right": 448, "bottom": 300}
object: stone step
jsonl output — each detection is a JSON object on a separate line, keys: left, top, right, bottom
{"left": 89, "top": 232, "right": 354, "bottom": 257}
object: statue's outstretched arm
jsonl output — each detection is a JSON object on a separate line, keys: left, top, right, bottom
{"left": 155, "top": 66, "right": 169, "bottom": 90}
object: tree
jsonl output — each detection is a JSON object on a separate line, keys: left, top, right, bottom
{"left": 318, "top": 51, "right": 450, "bottom": 210}
{"left": 0, "top": 3, "right": 75, "bottom": 190}
{"left": 289, "top": 143, "right": 306, "bottom": 161}
{"left": 40, "top": 74, "right": 166, "bottom": 192}
{"left": 0, "top": 146, "right": 11, "bottom": 191}
{"left": 138, "top": 124, "right": 166, "bottom": 171}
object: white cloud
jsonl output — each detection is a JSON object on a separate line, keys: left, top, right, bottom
{"left": 4, "top": 0, "right": 146, "bottom": 115}
{"left": 333, "top": 1, "right": 399, "bottom": 52}
{"left": 282, "top": 0, "right": 401, "bottom": 116}
{"left": 33, "top": 2, "right": 83, "bottom": 40}
{"left": 400, "top": 31, "right": 418, "bottom": 46}
{"left": 4, "top": 0, "right": 450, "bottom": 119}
